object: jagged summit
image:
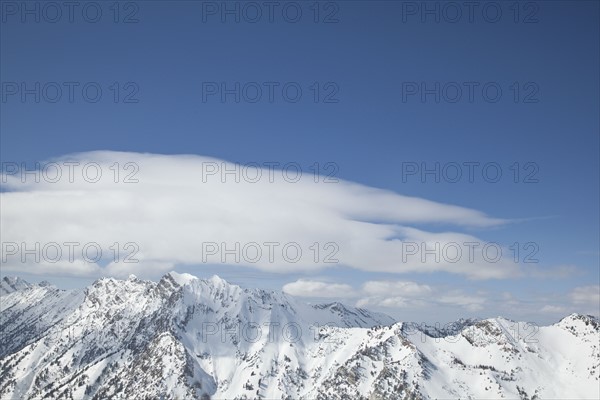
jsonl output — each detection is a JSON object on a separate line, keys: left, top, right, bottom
{"left": 163, "top": 271, "right": 198, "bottom": 286}
{"left": 560, "top": 312, "right": 599, "bottom": 323}
{"left": 558, "top": 313, "right": 600, "bottom": 332}
{"left": 0, "top": 275, "right": 31, "bottom": 295}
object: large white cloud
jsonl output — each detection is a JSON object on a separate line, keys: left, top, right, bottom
{"left": 1, "top": 151, "right": 518, "bottom": 279}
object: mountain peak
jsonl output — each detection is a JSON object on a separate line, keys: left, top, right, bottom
{"left": 558, "top": 313, "right": 599, "bottom": 328}
{"left": 163, "top": 271, "right": 198, "bottom": 286}
{"left": 1, "top": 276, "right": 31, "bottom": 295}
{"left": 207, "top": 274, "right": 230, "bottom": 287}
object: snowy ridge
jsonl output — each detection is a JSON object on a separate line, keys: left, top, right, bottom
{"left": 0, "top": 273, "right": 598, "bottom": 399}
{"left": 0, "top": 276, "right": 32, "bottom": 295}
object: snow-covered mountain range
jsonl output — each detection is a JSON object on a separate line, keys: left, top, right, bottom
{"left": 0, "top": 273, "right": 598, "bottom": 399}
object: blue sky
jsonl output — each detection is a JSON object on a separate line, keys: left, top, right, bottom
{"left": 1, "top": 1, "right": 598, "bottom": 323}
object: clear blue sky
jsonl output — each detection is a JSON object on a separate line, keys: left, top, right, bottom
{"left": 1, "top": 1, "right": 598, "bottom": 323}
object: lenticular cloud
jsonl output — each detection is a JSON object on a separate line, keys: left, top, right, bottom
{"left": 1, "top": 151, "right": 516, "bottom": 279}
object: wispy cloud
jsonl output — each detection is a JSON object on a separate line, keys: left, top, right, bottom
{"left": 570, "top": 285, "right": 600, "bottom": 308}
{"left": 528, "top": 264, "right": 583, "bottom": 279}
{"left": 282, "top": 280, "right": 355, "bottom": 298}
{"left": 540, "top": 305, "right": 568, "bottom": 314}
{"left": 283, "top": 278, "right": 485, "bottom": 312}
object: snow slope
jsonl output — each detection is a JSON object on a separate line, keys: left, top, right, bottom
{"left": 0, "top": 273, "right": 598, "bottom": 399}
